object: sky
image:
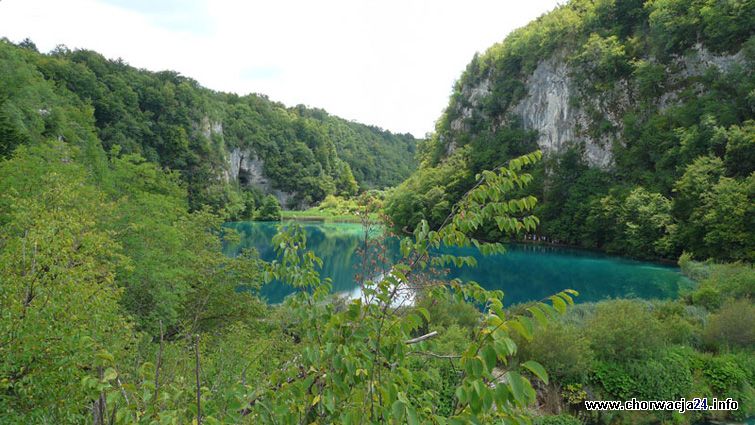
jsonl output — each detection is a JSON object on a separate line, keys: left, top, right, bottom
{"left": 0, "top": 0, "right": 562, "bottom": 137}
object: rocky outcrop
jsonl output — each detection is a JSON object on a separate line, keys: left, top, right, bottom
{"left": 446, "top": 44, "right": 746, "bottom": 169}
{"left": 445, "top": 56, "right": 616, "bottom": 167}
{"left": 226, "top": 148, "right": 264, "bottom": 185}
{"left": 659, "top": 44, "right": 748, "bottom": 110}
{"left": 511, "top": 56, "right": 615, "bottom": 168}
{"left": 226, "top": 147, "right": 298, "bottom": 208}
{"left": 193, "top": 115, "right": 301, "bottom": 208}
{"left": 199, "top": 116, "right": 224, "bottom": 140}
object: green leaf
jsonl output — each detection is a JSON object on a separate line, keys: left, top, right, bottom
{"left": 406, "top": 406, "right": 419, "bottom": 425}
{"left": 522, "top": 360, "right": 549, "bottom": 384}
{"left": 550, "top": 295, "right": 567, "bottom": 314}
{"left": 103, "top": 367, "right": 117, "bottom": 381}
{"left": 415, "top": 307, "right": 430, "bottom": 322}
{"left": 392, "top": 400, "right": 405, "bottom": 421}
{"left": 96, "top": 350, "right": 115, "bottom": 364}
{"left": 465, "top": 357, "right": 484, "bottom": 378}
{"left": 509, "top": 319, "right": 532, "bottom": 341}
{"left": 505, "top": 371, "right": 527, "bottom": 405}
{"left": 527, "top": 305, "right": 548, "bottom": 326}
{"left": 481, "top": 345, "right": 497, "bottom": 372}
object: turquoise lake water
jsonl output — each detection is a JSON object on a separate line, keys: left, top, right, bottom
{"left": 223, "top": 221, "right": 694, "bottom": 305}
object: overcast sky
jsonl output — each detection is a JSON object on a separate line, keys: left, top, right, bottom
{"left": 0, "top": 0, "right": 562, "bottom": 137}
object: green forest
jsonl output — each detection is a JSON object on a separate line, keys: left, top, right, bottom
{"left": 0, "top": 39, "right": 417, "bottom": 215}
{"left": 0, "top": 0, "right": 753, "bottom": 424}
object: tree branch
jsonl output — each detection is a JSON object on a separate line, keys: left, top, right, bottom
{"left": 404, "top": 331, "right": 438, "bottom": 345}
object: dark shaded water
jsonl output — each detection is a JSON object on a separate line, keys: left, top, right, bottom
{"left": 223, "top": 221, "right": 693, "bottom": 305}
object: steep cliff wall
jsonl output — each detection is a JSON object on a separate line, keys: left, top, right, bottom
{"left": 510, "top": 55, "right": 613, "bottom": 167}
{"left": 225, "top": 147, "right": 298, "bottom": 208}
{"left": 443, "top": 44, "right": 745, "bottom": 169}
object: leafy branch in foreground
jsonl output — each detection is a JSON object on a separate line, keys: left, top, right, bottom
{"left": 242, "top": 150, "right": 579, "bottom": 424}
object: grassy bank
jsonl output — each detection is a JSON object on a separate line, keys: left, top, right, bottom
{"left": 281, "top": 209, "right": 379, "bottom": 223}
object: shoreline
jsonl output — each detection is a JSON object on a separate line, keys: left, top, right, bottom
{"left": 232, "top": 217, "right": 683, "bottom": 268}
{"left": 280, "top": 210, "right": 378, "bottom": 223}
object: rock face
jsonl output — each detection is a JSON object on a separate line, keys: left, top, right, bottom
{"left": 227, "top": 148, "right": 267, "bottom": 187}
{"left": 447, "top": 45, "right": 746, "bottom": 169}
{"left": 226, "top": 147, "right": 297, "bottom": 208}
{"left": 447, "top": 55, "right": 616, "bottom": 167}
{"left": 511, "top": 56, "right": 614, "bottom": 168}
{"left": 199, "top": 116, "right": 224, "bottom": 141}
{"left": 194, "top": 114, "right": 300, "bottom": 208}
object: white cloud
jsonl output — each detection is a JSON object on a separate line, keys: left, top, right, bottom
{"left": 0, "top": 0, "right": 562, "bottom": 136}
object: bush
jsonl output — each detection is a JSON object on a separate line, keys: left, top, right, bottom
{"left": 533, "top": 414, "right": 582, "bottom": 425}
{"left": 691, "top": 285, "right": 724, "bottom": 311}
{"left": 703, "top": 299, "right": 755, "bottom": 349}
{"left": 650, "top": 301, "right": 704, "bottom": 347}
{"left": 628, "top": 349, "right": 693, "bottom": 400}
{"left": 702, "top": 355, "right": 748, "bottom": 394}
{"left": 316, "top": 195, "right": 359, "bottom": 215}
{"left": 418, "top": 295, "right": 480, "bottom": 332}
{"left": 518, "top": 322, "right": 594, "bottom": 384}
{"left": 586, "top": 300, "right": 665, "bottom": 361}
{"left": 591, "top": 361, "right": 636, "bottom": 400}
{"left": 592, "top": 349, "right": 693, "bottom": 401}
{"left": 690, "top": 262, "right": 755, "bottom": 310}
{"left": 678, "top": 252, "right": 710, "bottom": 281}
{"left": 256, "top": 194, "right": 281, "bottom": 221}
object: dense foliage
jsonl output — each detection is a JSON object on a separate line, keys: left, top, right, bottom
{"left": 0, "top": 127, "right": 578, "bottom": 424}
{"left": 515, "top": 259, "right": 755, "bottom": 423}
{"left": 386, "top": 0, "right": 754, "bottom": 262}
{"left": 1, "top": 1, "right": 753, "bottom": 423}
{"left": 0, "top": 39, "right": 416, "bottom": 213}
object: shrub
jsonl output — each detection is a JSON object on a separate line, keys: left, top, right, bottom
{"left": 593, "top": 349, "right": 693, "bottom": 401}
{"left": 702, "top": 355, "right": 748, "bottom": 394}
{"left": 678, "top": 252, "right": 710, "bottom": 281}
{"left": 690, "top": 262, "right": 755, "bottom": 310}
{"left": 691, "top": 285, "right": 724, "bottom": 311}
{"left": 518, "top": 322, "right": 594, "bottom": 384}
{"left": 592, "top": 361, "right": 636, "bottom": 400}
{"left": 653, "top": 300, "right": 700, "bottom": 346}
{"left": 703, "top": 299, "right": 755, "bottom": 349}
{"left": 418, "top": 295, "right": 480, "bottom": 331}
{"left": 628, "top": 350, "right": 693, "bottom": 400}
{"left": 256, "top": 194, "right": 281, "bottom": 221}
{"left": 586, "top": 300, "right": 664, "bottom": 361}
{"left": 316, "top": 194, "right": 359, "bottom": 215}
{"left": 534, "top": 414, "right": 582, "bottom": 425}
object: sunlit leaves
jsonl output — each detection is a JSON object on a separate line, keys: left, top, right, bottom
{"left": 521, "top": 361, "right": 549, "bottom": 385}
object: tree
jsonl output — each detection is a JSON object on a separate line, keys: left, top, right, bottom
{"left": 697, "top": 174, "right": 754, "bottom": 262}
{"left": 621, "top": 187, "right": 676, "bottom": 258}
{"left": 335, "top": 161, "right": 358, "bottom": 196}
{"left": 723, "top": 120, "right": 755, "bottom": 177}
{"left": 0, "top": 98, "right": 29, "bottom": 158}
{"left": 571, "top": 34, "right": 631, "bottom": 88}
{"left": 589, "top": 187, "right": 676, "bottom": 259}
{"left": 673, "top": 156, "right": 725, "bottom": 257}
{"left": 0, "top": 142, "right": 134, "bottom": 422}
{"left": 674, "top": 155, "right": 754, "bottom": 261}
{"left": 256, "top": 195, "right": 281, "bottom": 221}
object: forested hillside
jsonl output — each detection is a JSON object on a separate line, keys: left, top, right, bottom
{"left": 0, "top": 39, "right": 416, "bottom": 213}
{"left": 387, "top": 0, "right": 754, "bottom": 262}
{"left": 1, "top": 1, "right": 754, "bottom": 423}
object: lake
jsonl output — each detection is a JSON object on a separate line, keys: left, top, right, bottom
{"left": 223, "top": 221, "right": 694, "bottom": 305}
